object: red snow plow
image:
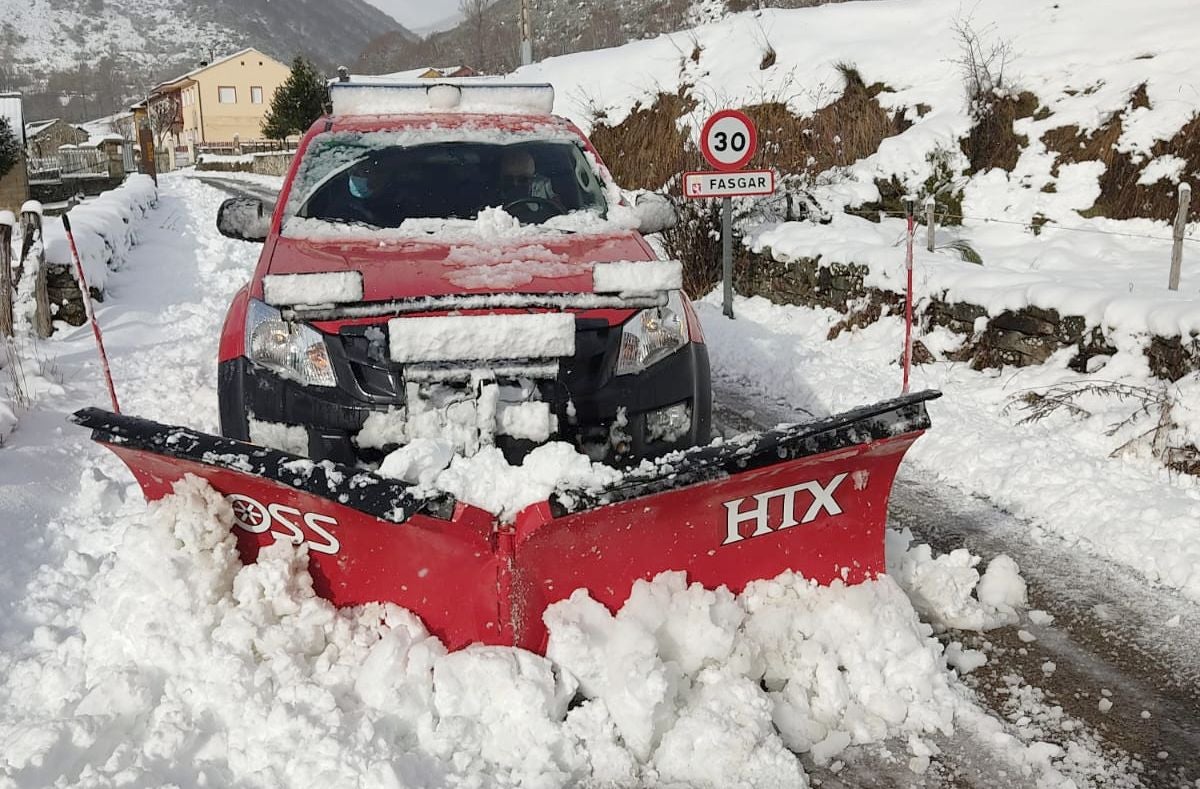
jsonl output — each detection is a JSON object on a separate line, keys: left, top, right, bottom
{"left": 73, "top": 390, "right": 937, "bottom": 652}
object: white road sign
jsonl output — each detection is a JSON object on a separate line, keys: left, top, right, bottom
{"left": 699, "top": 109, "right": 758, "bottom": 171}
{"left": 683, "top": 170, "right": 776, "bottom": 199}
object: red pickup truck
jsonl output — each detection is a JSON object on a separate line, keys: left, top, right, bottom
{"left": 214, "top": 81, "right": 711, "bottom": 467}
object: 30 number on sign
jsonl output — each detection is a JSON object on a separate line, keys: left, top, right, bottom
{"left": 700, "top": 110, "right": 758, "bottom": 171}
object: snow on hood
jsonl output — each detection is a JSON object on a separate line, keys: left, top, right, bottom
{"left": 264, "top": 228, "right": 666, "bottom": 303}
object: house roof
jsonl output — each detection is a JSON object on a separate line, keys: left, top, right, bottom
{"left": 25, "top": 118, "right": 62, "bottom": 137}
{"left": 151, "top": 47, "right": 284, "bottom": 94}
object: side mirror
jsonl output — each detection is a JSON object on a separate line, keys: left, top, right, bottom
{"left": 633, "top": 192, "right": 678, "bottom": 235}
{"left": 216, "top": 197, "right": 270, "bottom": 242}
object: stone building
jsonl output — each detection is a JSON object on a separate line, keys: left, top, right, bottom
{"left": 24, "top": 118, "right": 88, "bottom": 158}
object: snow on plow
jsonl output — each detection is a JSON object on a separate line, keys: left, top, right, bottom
{"left": 73, "top": 391, "right": 937, "bottom": 652}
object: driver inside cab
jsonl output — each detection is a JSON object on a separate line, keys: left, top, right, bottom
{"left": 499, "top": 149, "right": 558, "bottom": 205}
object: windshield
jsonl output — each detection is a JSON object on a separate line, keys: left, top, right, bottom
{"left": 291, "top": 138, "right": 609, "bottom": 228}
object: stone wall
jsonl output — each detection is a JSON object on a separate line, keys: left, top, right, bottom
{"left": 30, "top": 174, "right": 125, "bottom": 205}
{"left": 195, "top": 151, "right": 294, "bottom": 177}
{"left": 735, "top": 252, "right": 1196, "bottom": 382}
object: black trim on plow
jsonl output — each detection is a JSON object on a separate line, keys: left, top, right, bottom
{"left": 550, "top": 390, "right": 941, "bottom": 516}
{"left": 70, "top": 408, "right": 455, "bottom": 524}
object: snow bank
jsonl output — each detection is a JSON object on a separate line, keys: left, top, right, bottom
{"left": 0, "top": 476, "right": 1058, "bottom": 787}
{"left": 42, "top": 175, "right": 158, "bottom": 293}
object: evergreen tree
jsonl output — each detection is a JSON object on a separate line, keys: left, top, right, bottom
{"left": 261, "top": 56, "right": 329, "bottom": 140}
{"left": 0, "top": 116, "right": 20, "bottom": 179}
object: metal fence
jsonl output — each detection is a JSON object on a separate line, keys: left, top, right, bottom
{"left": 195, "top": 139, "right": 298, "bottom": 156}
{"left": 30, "top": 148, "right": 110, "bottom": 180}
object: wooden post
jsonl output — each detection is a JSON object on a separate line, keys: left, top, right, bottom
{"left": 19, "top": 206, "right": 52, "bottom": 339}
{"left": 138, "top": 123, "right": 158, "bottom": 187}
{"left": 925, "top": 196, "right": 936, "bottom": 253}
{"left": 1169, "top": 182, "right": 1191, "bottom": 291}
{"left": 0, "top": 212, "right": 14, "bottom": 338}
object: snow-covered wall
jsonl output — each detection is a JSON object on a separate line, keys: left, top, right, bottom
{"left": 43, "top": 174, "right": 158, "bottom": 293}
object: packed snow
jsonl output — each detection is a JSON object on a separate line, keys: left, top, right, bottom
{"left": 592, "top": 260, "right": 683, "bottom": 295}
{"left": 262, "top": 271, "right": 365, "bottom": 306}
{"left": 388, "top": 312, "right": 576, "bottom": 362}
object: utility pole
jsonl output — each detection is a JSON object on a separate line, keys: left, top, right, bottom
{"left": 519, "top": 0, "right": 533, "bottom": 66}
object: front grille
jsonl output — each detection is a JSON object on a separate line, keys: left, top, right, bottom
{"left": 333, "top": 317, "right": 619, "bottom": 407}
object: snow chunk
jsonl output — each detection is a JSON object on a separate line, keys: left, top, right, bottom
{"left": 887, "top": 529, "right": 1024, "bottom": 630}
{"left": 262, "top": 271, "right": 364, "bottom": 306}
{"left": 247, "top": 418, "right": 309, "bottom": 456}
{"left": 388, "top": 313, "right": 576, "bottom": 363}
{"left": 1136, "top": 154, "right": 1186, "bottom": 186}
{"left": 377, "top": 437, "right": 455, "bottom": 485}
{"left": 425, "top": 442, "right": 620, "bottom": 520}
{"left": 592, "top": 260, "right": 683, "bottom": 295}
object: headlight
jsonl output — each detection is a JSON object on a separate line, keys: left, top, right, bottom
{"left": 244, "top": 298, "right": 337, "bottom": 387}
{"left": 615, "top": 290, "right": 690, "bottom": 376}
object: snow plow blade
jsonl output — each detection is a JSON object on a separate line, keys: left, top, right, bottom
{"left": 73, "top": 389, "right": 938, "bottom": 653}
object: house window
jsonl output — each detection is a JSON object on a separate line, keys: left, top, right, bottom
{"left": 251, "top": 86, "right": 264, "bottom": 104}
{"left": 218, "top": 86, "right": 236, "bottom": 104}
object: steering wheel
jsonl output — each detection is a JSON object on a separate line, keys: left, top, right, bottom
{"left": 502, "top": 196, "right": 563, "bottom": 224}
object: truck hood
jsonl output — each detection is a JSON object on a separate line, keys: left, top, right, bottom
{"left": 262, "top": 231, "right": 658, "bottom": 301}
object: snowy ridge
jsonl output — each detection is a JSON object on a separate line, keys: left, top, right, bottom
{"left": 507, "top": 0, "right": 1200, "bottom": 343}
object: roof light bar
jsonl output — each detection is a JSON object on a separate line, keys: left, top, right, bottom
{"left": 330, "top": 81, "right": 555, "bottom": 116}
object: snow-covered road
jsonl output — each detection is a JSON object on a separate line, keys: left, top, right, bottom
{"left": 0, "top": 178, "right": 252, "bottom": 635}
{"left": 1, "top": 175, "right": 1197, "bottom": 787}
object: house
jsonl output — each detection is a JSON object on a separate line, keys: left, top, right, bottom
{"left": 147, "top": 48, "right": 291, "bottom": 169}
{"left": 0, "top": 92, "right": 29, "bottom": 214}
{"left": 417, "top": 66, "right": 481, "bottom": 78}
{"left": 24, "top": 119, "right": 88, "bottom": 158}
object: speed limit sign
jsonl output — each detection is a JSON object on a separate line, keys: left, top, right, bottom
{"left": 700, "top": 109, "right": 757, "bottom": 171}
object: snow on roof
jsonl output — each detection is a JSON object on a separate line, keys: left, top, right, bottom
{"left": 80, "top": 111, "right": 133, "bottom": 138}
{"left": 24, "top": 118, "right": 60, "bottom": 137}
{"left": 152, "top": 47, "right": 275, "bottom": 93}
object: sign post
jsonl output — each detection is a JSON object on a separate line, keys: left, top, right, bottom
{"left": 691, "top": 109, "right": 766, "bottom": 320}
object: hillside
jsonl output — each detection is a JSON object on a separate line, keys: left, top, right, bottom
{"left": 0, "top": 0, "right": 413, "bottom": 121}
{"left": 356, "top": 0, "right": 865, "bottom": 75}
{"left": 508, "top": 0, "right": 1198, "bottom": 225}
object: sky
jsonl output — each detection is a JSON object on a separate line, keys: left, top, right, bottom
{"left": 363, "top": 0, "right": 464, "bottom": 34}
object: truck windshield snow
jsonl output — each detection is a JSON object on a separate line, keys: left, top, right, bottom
{"left": 292, "top": 139, "right": 609, "bottom": 227}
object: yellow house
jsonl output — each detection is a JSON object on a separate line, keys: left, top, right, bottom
{"left": 149, "top": 48, "right": 291, "bottom": 168}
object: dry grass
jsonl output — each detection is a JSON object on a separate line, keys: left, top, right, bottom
{"left": 961, "top": 90, "right": 1037, "bottom": 173}
{"left": 590, "top": 66, "right": 909, "bottom": 193}
{"left": 588, "top": 89, "right": 699, "bottom": 192}
{"left": 1043, "top": 84, "right": 1200, "bottom": 222}
{"left": 589, "top": 66, "right": 910, "bottom": 295}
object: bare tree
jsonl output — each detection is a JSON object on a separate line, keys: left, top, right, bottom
{"left": 952, "top": 17, "right": 1013, "bottom": 116}
{"left": 459, "top": 0, "right": 489, "bottom": 70}
{"left": 147, "top": 94, "right": 181, "bottom": 149}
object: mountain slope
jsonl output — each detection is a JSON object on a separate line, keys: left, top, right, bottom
{"left": 0, "top": 0, "right": 412, "bottom": 88}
